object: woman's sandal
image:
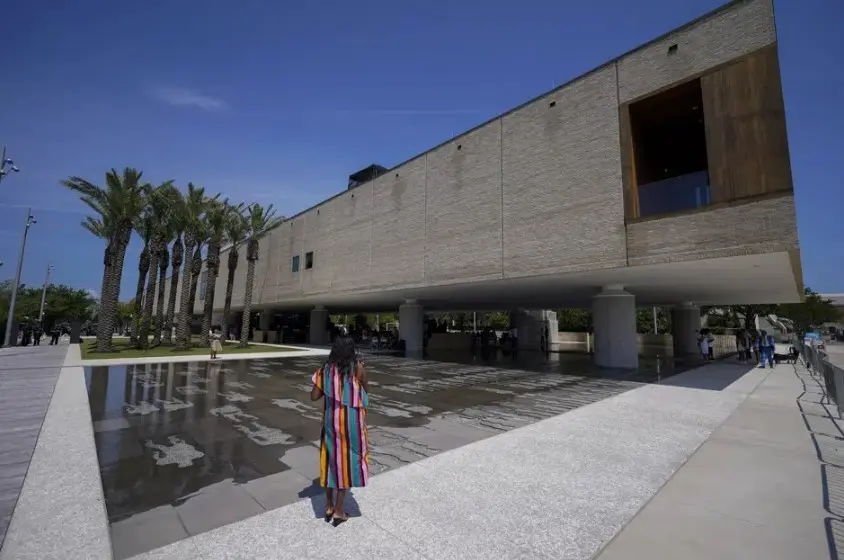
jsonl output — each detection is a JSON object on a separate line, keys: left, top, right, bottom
{"left": 332, "top": 511, "right": 349, "bottom": 526}
{"left": 324, "top": 508, "right": 335, "bottom": 522}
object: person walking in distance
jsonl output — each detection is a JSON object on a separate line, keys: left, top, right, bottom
{"left": 310, "top": 335, "right": 370, "bottom": 524}
{"left": 757, "top": 329, "right": 775, "bottom": 368}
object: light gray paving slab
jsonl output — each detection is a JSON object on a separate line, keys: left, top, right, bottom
{"left": 278, "top": 445, "right": 320, "bottom": 479}
{"left": 596, "top": 363, "right": 829, "bottom": 559}
{"left": 175, "top": 480, "right": 264, "bottom": 536}
{"left": 110, "top": 505, "right": 188, "bottom": 560}
{"left": 93, "top": 417, "right": 132, "bottom": 432}
{"left": 241, "top": 469, "right": 313, "bottom": 511}
{"left": 0, "top": 345, "right": 111, "bottom": 560}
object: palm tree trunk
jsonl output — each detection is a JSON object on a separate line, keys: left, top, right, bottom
{"left": 131, "top": 248, "right": 149, "bottom": 344}
{"left": 220, "top": 257, "right": 237, "bottom": 342}
{"left": 95, "top": 245, "right": 114, "bottom": 352}
{"left": 165, "top": 267, "right": 180, "bottom": 344}
{"left": 138, "top": 249, "right": 160, "bottom": 348}
{"left": 176, "top": 242, "right": 196, "bottom": 349}
{"left": 99, "top": 239, "right": 130, "bottom": 353}
{"left": 200, "top": 245, "right": 221, "bottom": 347}
{"left": 200, "top": 272, "right": 218, "bottom": 347}
{"left": 153, "top": 255, "right": 168, "bottom": 345}
{"left": 239, "top": 259, "right": 257, "bottom": 348}
{"left": 188, "top": 247, "right": 202, "bottom": 313}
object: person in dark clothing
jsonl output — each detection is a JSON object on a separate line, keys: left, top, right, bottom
{"left": 50, "top": 325, "right": 61, "bottom": 345}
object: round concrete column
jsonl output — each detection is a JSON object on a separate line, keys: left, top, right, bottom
{"left": 399, "top": 300, "right": 424, "bottom": 353}
{"left": 592, "top": 286, "right": 638, "bottom": 369}
{"left": 309, "top": 306, "right": 330, "bottom": 346}
{"left": 671, "top": 302, "right": 700, "bottom": 358}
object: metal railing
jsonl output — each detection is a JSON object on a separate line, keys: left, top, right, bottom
{"left": 799, "top": 341, "right": 844, "bottom": 418}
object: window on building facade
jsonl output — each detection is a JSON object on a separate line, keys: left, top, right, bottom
{"left": 305, "top": 251, "right": 314, "bottom": 270}
{"left": 199, "top": 270, "right": 207, "bottom": 300}
{"left": 291, "top": 255, "right": 300, "bottom": 273}
{"left": 629, "top": 78, "right": 711, "bottom": 219}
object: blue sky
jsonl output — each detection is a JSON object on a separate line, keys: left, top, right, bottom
{"left": 1, "top": 0, "right": 841, "bottom": 299}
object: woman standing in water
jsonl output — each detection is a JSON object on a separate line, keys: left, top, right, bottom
{"left": 310, "top": 335, "right": 370, "bottom": 523}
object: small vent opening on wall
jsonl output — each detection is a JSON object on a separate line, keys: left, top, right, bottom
{"left": 549, "top": 101, "right": 556, "bottom": 108}
{"left": 667, "top": 44, "right": 678, "bottom": 55}
{"left": 457, "top": 144, "right": 462, "bottom": 150}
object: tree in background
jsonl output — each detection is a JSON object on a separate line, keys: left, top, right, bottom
{"left": 239, "top": 203, "right": 285, "bottom": 348}
{"left": 63, "top": 168, "right": 147, "bottom": 352}
{"left": 221, "top": 205, "right": 247, "bottom": 341}
{"left": 0, "top": 281, "right": 95, "bottom": 336}
{"left": 779, "top": 288, "right": 839, "bottom": 332}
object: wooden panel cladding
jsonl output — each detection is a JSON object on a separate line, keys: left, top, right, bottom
{"left": 619, "top": 104, "right": 639, "bottom": 222}
{"left": 701, "top": 45, "right": 793, "bottom": 204}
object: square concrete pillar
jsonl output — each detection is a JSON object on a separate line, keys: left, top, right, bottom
{"left": 592, "top": 285, "right": 638, "bottom": 369}
{"left": 309, "top": 306, "right": 330, "bottom": 346}
{"left": 671, "top": 303, "right": 701, "bottom": 357}
{"left": 399, "top": 300, "right": 424, "bottom": 353}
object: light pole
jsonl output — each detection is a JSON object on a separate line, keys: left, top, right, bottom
{"left": 3, "top": 209, "right": 36, "bottom": 347}
{"left": 0, "top": 145, "right": 21, "bottom": 186}
{"left": 39, "top": 264, "right": 54, "bottom": 323}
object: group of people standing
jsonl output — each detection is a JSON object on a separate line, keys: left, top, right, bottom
{"left": 16, "top": 321, "right": 64, "bottom": 346}
{"left": 734, "top": 328, "right": 777, "bottom": 367}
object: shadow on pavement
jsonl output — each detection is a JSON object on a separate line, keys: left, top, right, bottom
{"left": 794, "top": 362, "right": 844, "bottom": 560}
{"left": 658, "top": 361, "right": 760, "bottom": 391}
{"left": 298, "top": 479, "right": 362, "bottom": 521}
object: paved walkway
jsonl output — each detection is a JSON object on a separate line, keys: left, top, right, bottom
{"left": 0, "top": 344, "right": 68, "bottom": 549}
{"left": 597, "top": 361, "right": 834, "bottom": 559}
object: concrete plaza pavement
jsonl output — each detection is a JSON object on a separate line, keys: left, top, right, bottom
{"left": 1, "top": 343, "right": 834, "bottom": 559}
{"left": 129, "top": 352, "right": 833, "bottom": 560}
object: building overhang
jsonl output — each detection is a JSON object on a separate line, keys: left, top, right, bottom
{"left": 248, "top": 250, "right": 802, "bottom": 313}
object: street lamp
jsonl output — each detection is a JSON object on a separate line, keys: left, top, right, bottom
{"left": 39, "top": 264, "right": 54, "bottom": 322}
{"left": 3, "top": 209, "right": 36, "bottom": 347}
{"left": 0, "top": 145, "right": 21, "bottom": 185}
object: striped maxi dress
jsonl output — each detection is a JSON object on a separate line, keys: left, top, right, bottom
{"left": 312, "top": 363, "right": 370, "bottom": 489}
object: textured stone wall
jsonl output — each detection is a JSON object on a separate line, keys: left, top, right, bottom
{"left": 626, "top": 195, "right": 799, "bottom": 267}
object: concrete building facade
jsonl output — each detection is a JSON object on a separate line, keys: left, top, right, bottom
{"left": 161, "top": 0, "right": 802, "bottom": 368}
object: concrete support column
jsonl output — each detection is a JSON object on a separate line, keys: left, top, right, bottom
{"left": 399, "top": 300, "right": 424, "bottom": 353}
{"left": 512, "top": 309, "right": 559, "bottom": 350}
{"left": 671, "top": 302, "right": 701, "bottom": 358}
{"left": 592, "top": 285, "right": 638, "bottom": 369}
{"left": 253, "top": 310, "right": 272, "bottom": 343}
{"left": 310, "top": 306, "right": 330, "bottom": 346}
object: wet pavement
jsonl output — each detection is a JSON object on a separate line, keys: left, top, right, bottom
{"left": 85, "top": 354, "right": 650, "bottom": 558}
{"left": 0, "top": 345, "right": 67, "bottom": 550}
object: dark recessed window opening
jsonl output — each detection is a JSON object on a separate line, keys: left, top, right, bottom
{"left": 305, "top": 251, "right": 314, "bottom": 270}
{"left": 395, "top": 172, "right": 399, "bottom": 177}
{"left": 291, "top": 255, "right": 300, "bottom": 273}
{"left": 629, "top": 78, "right": 710, "bottom": 218}
{"left": 667, "top": 44, "right": 678, "bottom": 55}
{"left": 317, "top": 209, "right": 320, "bottom": 215}
{"left": 549, "top": 101, "right": 557, "bottom": 108}
{"left": 457, "top": 144, "right": 462, "bottom": 150}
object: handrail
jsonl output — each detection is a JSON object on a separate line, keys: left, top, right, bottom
{"left": 798, "top": 341, "right": 844, "bottom": 419}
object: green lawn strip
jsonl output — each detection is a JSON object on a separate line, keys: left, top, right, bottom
{"left": 80, "top": 338, "right": 294, "bottom": 360}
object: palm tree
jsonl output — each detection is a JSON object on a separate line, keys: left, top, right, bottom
{"left": 130, "top": 218, "right": 153, "bottom": 344}
{"left": 220, "top": 205, "right": 247, "bottom": 340}
{"left": 239, "top": 203, "right": 284, "bottom": 348}
{"left": 80, "top": 215, "right": 113, "bottom": 335}
{"left": 138, "top": 182, "right": 177, "bottom": 348}
{"left": 164, "top": 194, "right": 187, "bottom": 345}
{"left": 175, "top": 183, "right": 209, "bottom": 349}
{"left": 63, "top": 168, "right": 146, "bottom": 353}
{"left": 187, "top": 223, "right": 208, "bottom": 330}
{"left": 200, "top": 199, "right": 229, "bottom": 346}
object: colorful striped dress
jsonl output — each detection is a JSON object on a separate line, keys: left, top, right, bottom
{"left": 312, "top": 362, "right": 370, "bottom": 489}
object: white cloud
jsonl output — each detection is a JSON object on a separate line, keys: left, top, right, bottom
{"left": 86, "top": 289, "right": 100, "bottom": 300}
{"left": 151, "top": 87, "right": 227, "bottom": 111}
